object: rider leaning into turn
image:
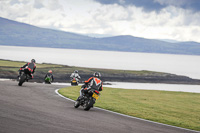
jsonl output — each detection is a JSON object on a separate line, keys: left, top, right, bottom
{"left": 70, "top": 70, "right": 81, "bottom": 80}
{"left": 44, "top": 70, "right": 54, "bottom": 82}
{"left": 78, "top": 72, "right": 103, "bottom": 100}
{"left": 18, "top": 59, "right": 36, "bottom": 80}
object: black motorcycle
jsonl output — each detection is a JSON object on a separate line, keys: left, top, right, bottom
{"left": 18, "top": 68, "right": 31, "bottom": 86}
{"left": 74, "top": 89, "right": 100, "bottom": 111}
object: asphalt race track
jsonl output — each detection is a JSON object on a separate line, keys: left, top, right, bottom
{"left": 0, "top": 80, "right": 199, "bottom": 133}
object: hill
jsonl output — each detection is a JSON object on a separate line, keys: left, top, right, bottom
{"left": 1, "top": 17, "right": 200, "bottom": 55}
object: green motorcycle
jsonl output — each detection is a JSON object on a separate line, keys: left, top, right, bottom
{"left": 45, "top": 76, "right": 52, "bottom": 84}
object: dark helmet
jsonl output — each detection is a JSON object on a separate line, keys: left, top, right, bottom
{"left": 74, "top": 70, "right": 78, "bottom": 73}
{"left": 93, "top": 72, "right": 101, "bottom": 78}
{"left": 31, "top": 59, "right": 36, "bottom": 63}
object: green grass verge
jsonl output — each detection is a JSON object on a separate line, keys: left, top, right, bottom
{"left": 58, "top": 86, "right": 200, "bottom": 131}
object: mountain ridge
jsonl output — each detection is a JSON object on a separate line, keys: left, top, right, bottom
{"left": 1, "top": 17, "right": 200, "bottom": 55}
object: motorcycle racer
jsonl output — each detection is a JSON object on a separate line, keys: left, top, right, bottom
{"left": 44, "top": 70, "right": 54, "bottom": 83}
{"left": 78, "top": 72, "right": 103, "bottom": 100}
{"left": 70, "top": 70, "right": 81, "bottom": 81}
{"left": 18, "top": 59, "right": 36, "bottom": 80}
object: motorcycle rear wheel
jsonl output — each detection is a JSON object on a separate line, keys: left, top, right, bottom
{"left": 83, "top": 98, "right": 94, "bottom": 111}
{"left": 71, "top": 82, "right": 78, "bottom": 86}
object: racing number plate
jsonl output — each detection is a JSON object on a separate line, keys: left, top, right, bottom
{"left": 92, "top": 93, "right": 99, "bottom": 100}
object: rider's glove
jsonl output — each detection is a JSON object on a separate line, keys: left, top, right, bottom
{"left": 83, "top": 88, "right": 88, "bottom": 93}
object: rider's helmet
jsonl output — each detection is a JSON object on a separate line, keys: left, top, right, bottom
{"left": 31, "top": 59, "right": 36, "bottom": 63}
{"left": 48, "top": 70, "right": 52, "bottom": 73}
{"left": 74, "top": 70, "right": 78, "bottom": 73}
{"left": 93, "top": 72, "right": 101, "bottom": 78}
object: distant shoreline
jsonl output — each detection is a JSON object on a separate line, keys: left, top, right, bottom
{"left": 2, "top": 70, "right": 200, "bottom": 85}
{"left": 1, "top": 59, "right": 200, "bottom": 85}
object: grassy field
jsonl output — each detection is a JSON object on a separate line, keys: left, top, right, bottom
{"left": 59, "top": 86, "right": 200, "bottom": 131}
{"left": 0, "top": 59, "right": 170, "bottom": 78}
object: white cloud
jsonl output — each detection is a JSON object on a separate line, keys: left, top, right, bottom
{"left": 47, "top": 0, "right": 63, "bottom": 10}
{"left": 0, "top": 0, "right": 200, "bottom": 42}
{"left": 33, "top": 0, "right": 44, "bottom": 9}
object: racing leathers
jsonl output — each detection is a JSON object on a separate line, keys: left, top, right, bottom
{"left": 70, "top": 72, "right": 81, "bottom": 82}
{"left": 19, "top": 62, "right": 36, "bottom": 79}
{"left": 44, "top": 73, "right": 54, "bottom": 82}
{"left": 79, "top": 77, "right": 103, "bottom": 97}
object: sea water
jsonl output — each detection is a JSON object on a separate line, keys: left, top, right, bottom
{"left": 0, "top": 45, "right": 199, "bottom": 79}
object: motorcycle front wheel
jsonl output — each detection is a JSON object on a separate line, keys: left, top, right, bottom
{"left": 18, "top": 75, "right": 26, "bottom": 86}
{"left": 74, "top": 101, "right": 80, "bottom": 108}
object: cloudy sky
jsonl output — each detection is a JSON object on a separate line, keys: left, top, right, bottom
{"left": 1, "top": 0, "right": 200, "bottom": 42}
